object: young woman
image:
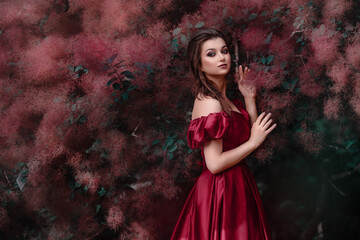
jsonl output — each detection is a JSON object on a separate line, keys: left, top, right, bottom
{"left": 170, "top": 28, "right": 276, "bottom": 240}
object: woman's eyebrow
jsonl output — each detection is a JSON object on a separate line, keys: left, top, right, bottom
{"left": 205, "top": 45, "right": 227, "bottom": 52}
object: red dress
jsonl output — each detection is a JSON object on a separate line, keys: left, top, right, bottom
{"left": 170, "top": 98, "right": 271, "bottom": 240}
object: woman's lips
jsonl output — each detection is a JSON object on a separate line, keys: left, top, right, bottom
{"left": 218, "top": 64, "right": 227, "bottom": 68}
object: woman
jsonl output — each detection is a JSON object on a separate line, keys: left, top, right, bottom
{"left": 170, "top": 28, "right": 276, "bottom": 240}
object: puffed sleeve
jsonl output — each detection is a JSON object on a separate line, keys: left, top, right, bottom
{"left": 187, "top": 111, "right": 231, "bottom": 149}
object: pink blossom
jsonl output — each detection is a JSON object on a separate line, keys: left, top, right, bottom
{"left": 310, "top": 24, "right": 340, "bottom": 65}
{"left": 296, "top": 128, "right": 323, "bottom": 154}
{"left": 269, "top": 36, "right": 294, "bottom": 60}
{"left": 150, "top": 168, "right": 179, "bottom": 200}
{"left": 241, "top": 28, "right": 268, "bottom": 51}
{"left": 327, "top": 58, "right": 350, "bottom": 93}
{"left": 126, "top": 221, "right": 152, "bottom": 240}
{"left": 48, "top": 223, "right": 71, "bottom": 240}
{"left": 146, "top": 20, "right": 170, "bottom": 43}
{"left": 75, "top": 171, "right": 100, "bottom": 193}
{"left": 349, "top": 75, "right": 360, "bottom": 117}
{"left": 323, "top": 0, "right": 352, "bottom": 19}
{"left": 152, "top": 0, "right": 175, "bottom": 14}
{"left": 19, "top": 35, "right": 69, "bottom": 85}
{"left": 70, "top": 34, "right": 114, "bottom": 73}
{"left": 106, "top": 205, "right": 125, "bottom": 231}
{"left": 0, "top": 0, "right": 51, "bottom": 25}
{"left": 117, "top": 34, "right": 171, "bottom": 69}
{"left": 345, "top": 43, "right": 360, "bottom": 67}
{"left": 323, "top": 97, "right": 342, "bottom": 120}
{"left": 298, "top": 60, "right": 324, "bottom": 97}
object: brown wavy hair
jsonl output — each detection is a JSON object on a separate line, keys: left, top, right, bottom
{"left": 187, "top": 28, "right": 232, "bottom": 116}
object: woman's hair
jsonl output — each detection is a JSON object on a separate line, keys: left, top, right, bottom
{"left": 187, "top": 28, "right": 232, "bottom": 115}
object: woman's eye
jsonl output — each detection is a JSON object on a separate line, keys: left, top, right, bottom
{"left": 207, "top": 49, "right": 228, "bottom": 57}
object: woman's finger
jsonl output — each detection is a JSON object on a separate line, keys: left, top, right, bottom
{"left": 239, "top": 65, "right": 243, "bottom": 80}
{"left": 263, "top": 118, "right": 273, "bottom": 129}
{"left": 256, "top": 112, "right": 266, "bottom": 124}
{"left": 260, "top": 113, "right": 272, "bottom": 126}
{"left": 265, "top": 123, "right": 277, "bottom": 134}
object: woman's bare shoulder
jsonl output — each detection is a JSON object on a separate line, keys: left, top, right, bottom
{"left": 192, "top": 93, "right": 222, "bottom": 120}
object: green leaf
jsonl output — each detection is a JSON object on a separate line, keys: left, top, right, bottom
{"left": 260, "top": 57, "right": 266, "bottom": 65}
{"left": 273, "top": 7, "right": 284, "bottom": 15}
{"left": 98, "top": 187, "right": 106, "bottom": 196}
{"left": 282, "top": 81, "right": 290, "bottom": 89}
{"left": 75, "top": 181, "right": 81, "bottom": 188}
{"left": 126, "top": 85, "right": 138, "bottom": 92}
{"left": 75, "top": 65, "right": 82, "bottom": 73}
{"left": 78, "top": 115, "right": 87, "bottom": 124}
{"left": 168, "top": 144, "right": 178, "bottom": 152}
{"left": 296, "top": 35, "right": 304, "bottom": 42}
{"left": 152, "top": 139, "right": 160, "bottom": 145}
{"left": 173, "top": 28, "right": 181, "bottom": 35}
{"left": 195, "top": 21, "right": 204, "bottom": 28}
{"left": 266, "top": 55, "right": 274, "bottom": 65}
{"left": 265, "top": 32, "right": 273, "bottom": 44}
{"left": 95, "top": 204, "right": 101, "bottom": 214}
{"left": 68, "top": 65, "right": 74, "bottom": 71}
{"left": 248, "top": 13, "right": 257, "bottom": 20}
{"left": 260, "top": 11, "right": 268, "bottom": 16}
{"left": 121, "top": 92, "right": 129, "bottom": 100}
{"left": 121, "top": 70, "right": 135, "bottom": 79}
{"left": 290, "top": 77, "right": 298, "bottom": 86}
{"left": 106, "top": 77, "right": 117, "bottom": 87}
{"left": 106, "top": 54, "right": 118, "bottom": 64}
{"left": 180, "top": 34, "right": 187, "bottom": 44}
{"left": 165, "top": 138, "right": 174, "bottom": 148}
{"left": 177, "top": 139, "right": 185, "bottom": 145}
{"left": 167, "top": 152, "right": 174, "bottom": 160}
{"left": 112, "top": 82, "right": 121, "bottom": 90}
{"left": 294, "top": 87, "right": 301, "bottom": 93}
{"left": 225, "top": 16, "right": 233, "bottom": 25}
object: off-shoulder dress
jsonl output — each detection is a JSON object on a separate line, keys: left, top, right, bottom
{"left": 170, "top": 98, "right": 271, "bottom": 240}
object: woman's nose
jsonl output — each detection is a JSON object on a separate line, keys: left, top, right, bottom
{"left": 219, "top": 52, "right": 225, "bottom": 61}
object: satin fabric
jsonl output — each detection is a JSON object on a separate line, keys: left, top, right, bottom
{"left": 170, "top": 99, "right": 271, "bottom": 240}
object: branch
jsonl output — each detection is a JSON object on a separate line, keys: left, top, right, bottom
{"left": 331, "top": 162, "right": 360, "bottom": 180}
{"left": 4, "top": 170, "right": 12, "bottom": 188}
{"left": 233, "top": 40, "right": 239, "bottom": 73}
{"left": 131, "top": 119, "right": 143, "bottom": 138}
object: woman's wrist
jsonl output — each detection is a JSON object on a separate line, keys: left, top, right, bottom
{"left": 244, "top": 96, "right": 256, "bottom": 102}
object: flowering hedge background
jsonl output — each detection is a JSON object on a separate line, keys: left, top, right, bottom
{"left": 0, "top": 0, "right": 360, "bottom": 239}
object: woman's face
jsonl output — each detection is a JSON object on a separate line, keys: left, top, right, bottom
{"left": 199, "top": 37, "right": 231, "bottom": 77}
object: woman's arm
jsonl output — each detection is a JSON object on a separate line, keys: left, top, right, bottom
{"left": 244, "top": 96, "right": 258, "bottom": 126}
{"left": 204, "top": 112, "right": 276, "bottom": 175}
{"left": 204, "top": 138, "right": 256, "bottom": 174}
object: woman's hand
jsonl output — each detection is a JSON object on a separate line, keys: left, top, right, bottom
{"left": 248, "top": 112, "right": 277, "bottom": 149}
{"left": 236, "top": 65, "right": 256, "bottom": 99}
